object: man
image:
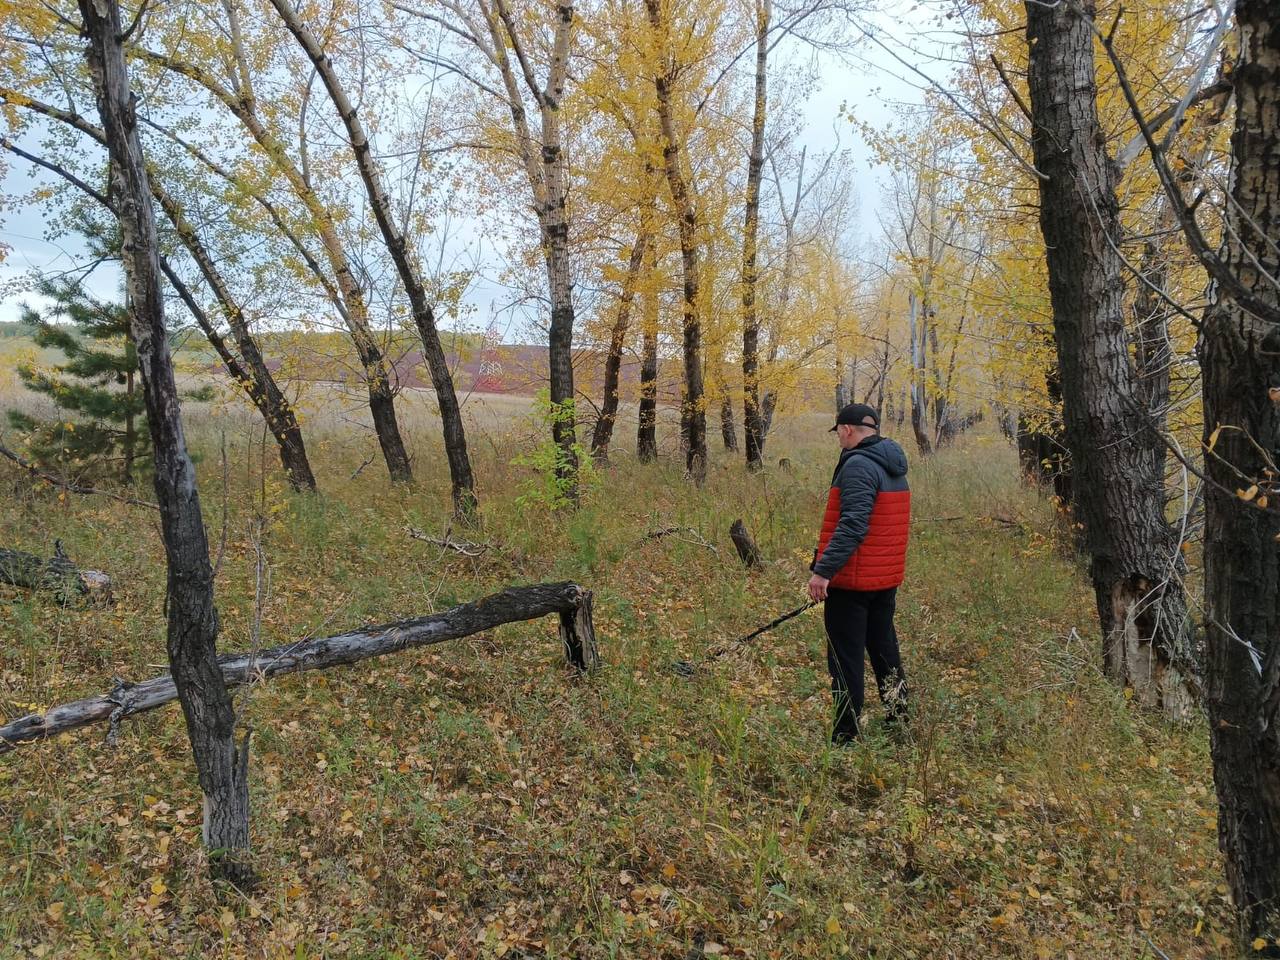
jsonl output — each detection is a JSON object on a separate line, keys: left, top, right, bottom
{"left": 808, "top": 403, "right": 911, "bottom": 743}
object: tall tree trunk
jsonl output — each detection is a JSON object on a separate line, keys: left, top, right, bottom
{"left": 909, "top": 291, "right": 933, "bottom": 456}
{"left": 270, "top": 0, "right": 477, "bottom": 512}
{"left": 637, "top": 245, "right": 659, "bottom": 463}
{"left": 123, "top": 360, "right": 136, "bottom": 484}
{"left": 533, "top": 2, "right": 579, "bottom": 502}
{"left": 592, "top": 229, "right": 648, "bottom": 461}
{"left": 161, "top": 262, "right": 315, "bottom": 492}
{"left": 719, "top": 390, "right": 738, "bottom": 452}
{"left": 646, "top": 0, "right": 707, "bottom": 485}
{"left": 478, "top": 0, "right": 578, "bottom": 502}
{"left": 136, "top": 36, "right": 413, "bottom": 483}
{"left": 833, "top": 342, "right": 847, "bottom": 411}
{"left": 151, "top": 186, "right": 318, "bottom": 494}
{"left": 1025, "top": 0, "right": 1194, "bottom": 717}
{"left": 80, "top": 0, "right": 250, "bottom": 885}
{"left": 1200, "top": 0, "right": 1280, "bottom": 942}
{"left": 740, "top": 0, "right": 770, "bottom": 472}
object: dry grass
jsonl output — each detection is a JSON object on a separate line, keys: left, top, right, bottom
{"left": 0, "top": 370, "right": 1231, "bottom": 959}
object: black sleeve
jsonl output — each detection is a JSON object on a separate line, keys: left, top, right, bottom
{"left": 812, "top": 456, "right": 879, "bottom": 578}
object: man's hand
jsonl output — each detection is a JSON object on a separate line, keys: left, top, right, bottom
{"left": 807, "top": 574, "right": 830, "bottom": 603}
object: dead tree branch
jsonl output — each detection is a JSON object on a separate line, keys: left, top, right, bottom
{"left": 0, "top": 581, "right": 599, "bottom": 754}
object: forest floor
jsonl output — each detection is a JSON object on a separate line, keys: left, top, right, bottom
{"left": 0, "top": 390, "right": 1233, "bottom": 959}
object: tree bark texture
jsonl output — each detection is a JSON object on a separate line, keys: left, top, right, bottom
{"left": 1025, "top": 0, "right": 1195, "bottom": 717}
{"left": 1, "top": 582, "right": 599, "bottom": 753}
{"left": 741, "top": 0, "right": 770, "bottom": 472}
{"left": 0, "top": 544, "right": 111, "bottom": 602}
{"left": 592, "top": 228, "right": 648, "bottom": 462}
{"left": 270, "top": 0, "right": 478, "bottom": 513}
{"left": 637, "top": 248, "right": 659, "bottom": 463}
{"left": 1199, "top": 0, "right": 1280, "bottom": 942}
{"left": 720, "top": 392, "right": 739, "bottom": 452}
{"left": 729, "top": 519, "right": 762, "bottom": 568}
{"left": 909, "top": 291, "right": 933, "bottom": 457}
{"left": 79, "top": 0, "right": 251, "bottom": 885}
{"left": 538, "top": 4, "right": 580, "bottom": 501}
{"left": 646, "top": 0, "right": 707, "bottom": 485}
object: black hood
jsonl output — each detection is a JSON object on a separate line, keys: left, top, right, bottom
{"left": 838, "top": 435, "right": 909, "bottom": 478}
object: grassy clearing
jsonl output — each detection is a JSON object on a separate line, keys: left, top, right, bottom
{"left": 0, "top": 394, "right": 1230, "bottom": 959}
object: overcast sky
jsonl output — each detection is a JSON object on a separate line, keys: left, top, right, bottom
{"left": 0, "top": 5, "right": 938, "bottom": 331}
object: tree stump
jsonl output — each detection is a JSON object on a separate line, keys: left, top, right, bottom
{"left": 559, "top": 587, "right": 599, "bottom": 674}
{"left": 729, "top": 519, "right": 763, "bottom": 568}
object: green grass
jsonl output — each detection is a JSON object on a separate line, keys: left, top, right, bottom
{"left": 0, "top": 396, "right": 1231, "bottom": 958}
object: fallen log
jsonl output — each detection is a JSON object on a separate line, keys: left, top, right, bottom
{"left": 729, "top": 519, "right": 763, "bottom": 568}
{"left": 0, "top": 581, "right": 598, "bottom": 754}
{"left": 0, "top": 542, "right": 112, "bottom": 603}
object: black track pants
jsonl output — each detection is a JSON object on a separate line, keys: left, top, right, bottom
{"left": 824, "top": 586, "right": 908, "bottom": 739}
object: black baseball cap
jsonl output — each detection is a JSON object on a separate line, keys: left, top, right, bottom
{"left": 830, "top": 403, "right": 880, "bottom": 432}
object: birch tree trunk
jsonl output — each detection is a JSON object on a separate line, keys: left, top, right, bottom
{"left": 269, "top": 0, "right": 478, "bottom": 516}
{"left": 538, "top": 3, "right": 579, "bottom": 499}
{"left": 1024, "top": 0, "right": 1195, "bottom": 717}
{"left": 741, "top": 0, "right": 770, "bottom": 472}
{"left": 79, "top": 0, "right": 251, "bottom": 885}
{"left": 1199, "top": 0, "right": 1280, "bottom": 941}
{"left": 908, "top": 291, "right": 933, "bottom": 456}
{"left": 592, "top": 229, "right": 648, "bottom": 462}
{"left": 473, "top": 0, "right": 580, "bottom": 500}
{"left": 646, "top": 0, "right": 707, "bottom": 485}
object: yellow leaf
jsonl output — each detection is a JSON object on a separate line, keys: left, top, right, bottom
{"left": 825, "top": 916, "right": 841, "bottom": 935}
{"left": 285, "top": 884, "right": 304, "bottom": 900}
{"left": 220, "top": 909, "right": 236, "bottom": 928}
{"left": 1260, "top": 496, "right": 1270, "bottom": 509}
{"left": 661, "top": 862, "right": 677, "bottom": 879}
{"left": 1253, "top": 937, "right": 1268, "bottom": 950}
{"left": 1239, "top": 485, "right": 1260, "bottom": 502}
{"left": 46, "top": 901, "right": 65, "bottom": 923}
{"left": 150, "top": 879, "right": 167, "bottom": 896}
{"left": 1207, "top": 425, "right": 1223, "bottom": 451}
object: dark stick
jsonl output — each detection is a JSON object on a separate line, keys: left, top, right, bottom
{"left": 672, "top": 601, "right": 819, "bottom": 676}
{"left": 734, "top": 601, "right": 817, "bottom": 645}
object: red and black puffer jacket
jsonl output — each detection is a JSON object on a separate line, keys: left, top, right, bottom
{"left": 811, "top": 437, "right": 911, "bottom": 591}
